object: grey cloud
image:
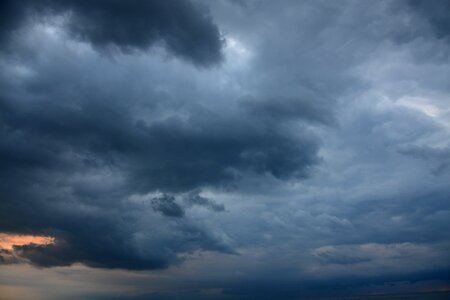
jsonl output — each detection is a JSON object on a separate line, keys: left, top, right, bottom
{"left": 0, "top": 0, "right": 223, "bottom": 66}
{"left": 151, "top": 195, "right": 185, "bottom": 218}
{"left": 399, "top": 145, "right": 450, "bottom": 160}
{"left": 408, "top": 0, "right": 450, "bottom": 39}
{"left": 311, "top": 243, "right": 431, "bottom": 266}
{"left": 0, "top": 1, "right": 29, "bottom": 46}
{"left": 1, "top": 0, "right": 450, "bottom": 297}
{"left": 0, "top": 94, "right": 317, "bottom": 268}
{"left": 0, "top": 9, "right": 319, "bottom": 270}
{"left": 0, "top": 94, "right": 319, "bottom": 192}
{"left": 241, "top": 91, "right": 336, "bottom": 126}
{"left": 0, "top": 249, "right": 20, "bottom": 265}
{"left": 184, "top": 193, "right": 225, "bottom": 212}
{"left": 12, "top": 237, "right": 174, "bottom": 270}
{"left": 398, "top": 145, "right": 450, "bottom": 175}
{"left": 1, "top": 195, "right": 234, "bottom": 270}
{"left": 313, "top": 252, "right": 370, "bottom": 265}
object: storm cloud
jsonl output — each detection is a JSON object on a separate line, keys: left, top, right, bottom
{"left": 0, "top": 0, "right": 449, "bottom": 299}
{"left": 0, "top": 0, "right": 223, "bottom": 66}
{"left": 0, "top": 0, "right": 319, "bottom": 270}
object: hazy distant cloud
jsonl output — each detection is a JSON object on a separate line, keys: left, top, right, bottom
{"left": 312, "top": 243, "right": 429, "bottom": 265}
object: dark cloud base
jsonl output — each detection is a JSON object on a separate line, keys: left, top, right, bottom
{"left": 0, "top": 83, "right": 319, "bottom": 268}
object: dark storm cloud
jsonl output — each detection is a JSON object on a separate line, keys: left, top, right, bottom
{"left": 128, "top": 117, "right": 318, "bottom": 192}
{"left": 14, "top": 243, "right": 167, "bottom": 270}
{"left": 1, "top": 1, "right": 449, "bottom": 297}
{"left": 0, "top": 49, "right": 319, "bottom": 269}
{"left": 0, "top": 109, "right": 317, "bottom": 268}
{"left": 0, "top": 189, "right": 233, "bottom": 269}
{"left": 0, "top": 7, "right": 319, "bottom": 269}
{"left": 151, "top": 194, "right": 185, "bottom": 218}
{"left": 0, "top": 0, "right": 223, "bottom": 66}
{"left": 0, "top": 92, "right": 319, "bottom": 192}
{"left": 12, "top": 233, "right": 194, "bottom": 270}
{"left": 0, "top": 0, "right": 430, "bottom": 276}
{"left": 0, "top": 1, "right": 29, "bottom": 45}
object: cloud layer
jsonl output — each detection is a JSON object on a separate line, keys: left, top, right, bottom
{"left": 0, "top": 0, "right": 449, "bottom": 299}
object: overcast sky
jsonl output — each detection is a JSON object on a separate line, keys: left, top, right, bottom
{"left": 0, "top": 1, "right": 449, "bottom": 299}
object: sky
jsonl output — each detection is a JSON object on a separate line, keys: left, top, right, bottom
{"left": 0, "top": 0, "right": 449, "bottom": 299}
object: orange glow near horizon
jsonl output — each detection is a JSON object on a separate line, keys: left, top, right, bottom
{"left": 0, "top": 233, "right": 55, "bottom": 250}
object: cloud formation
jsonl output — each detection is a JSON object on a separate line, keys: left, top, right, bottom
{"left": 0, "top": 0, "right": 319, "bottom": 271}
{"left": 0, "top": 0, "right": 223, "bottom": 66}
{"left": 0, "top": 0, "right": 449, "bottom": 299}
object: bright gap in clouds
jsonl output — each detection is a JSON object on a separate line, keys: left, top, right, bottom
{"left": 0, "top": 233, "right": 55, "bottom": 250}
{"left": 224, "top": 35, "right": 253, "bottom": 68}
{"left": 397, "top": 96, "right": 441, "bottom": 118}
